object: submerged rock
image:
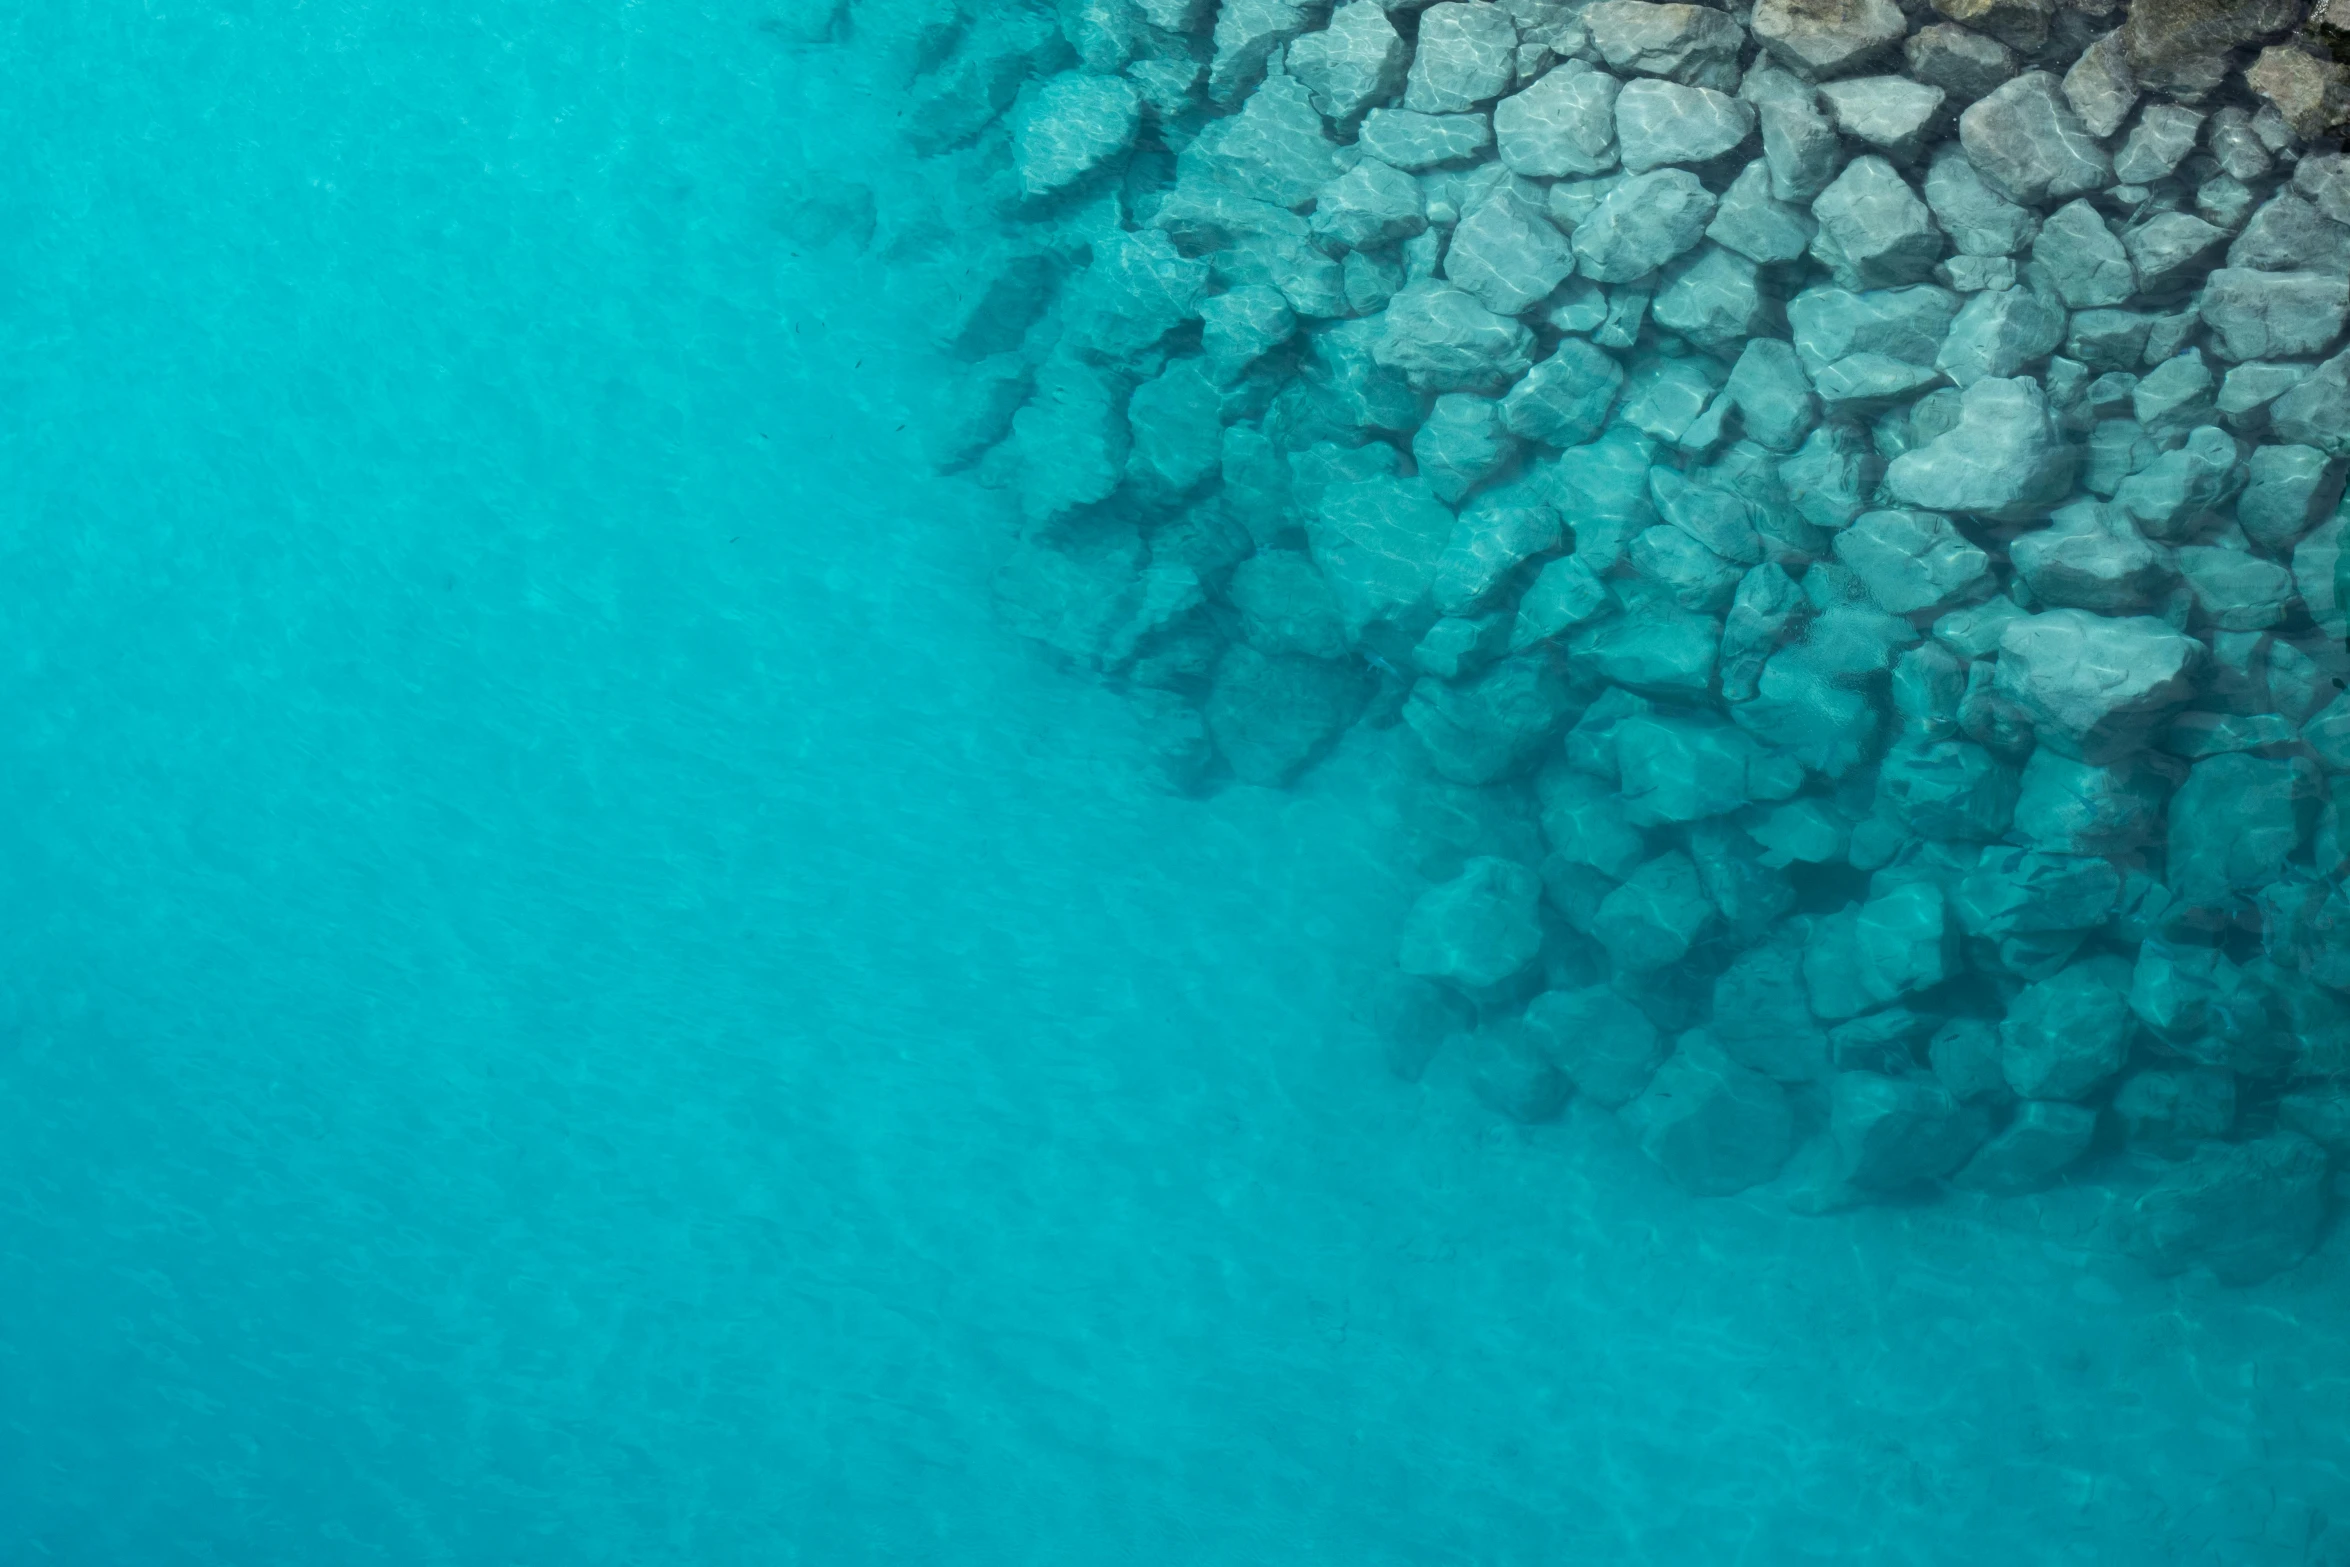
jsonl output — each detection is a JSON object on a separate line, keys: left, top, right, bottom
{"left": 1623, "top": 1036, "right": 1797, "bottom": 1196}
{"left": 1398, "top": 855, "right": 1547, "bottom": 989}
{"left": 2124, "top": 1134, "right": 2331, "bottom": 1285}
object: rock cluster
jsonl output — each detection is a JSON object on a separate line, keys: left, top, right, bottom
{"left": 903, "top": 0, "right": 2350, "bottom": 1284}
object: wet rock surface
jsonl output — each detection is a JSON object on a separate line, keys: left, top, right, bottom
{"left": 927, "top": 0, "right": 2350, "bottom": 1283}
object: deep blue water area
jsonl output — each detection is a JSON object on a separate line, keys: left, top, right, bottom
{"left": 7, "top": 5, "right": 2350, "bottom": 1564}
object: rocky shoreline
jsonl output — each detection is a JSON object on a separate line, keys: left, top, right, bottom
{"left": 869, "top": 0, "right": 2350, "bottom": 1284}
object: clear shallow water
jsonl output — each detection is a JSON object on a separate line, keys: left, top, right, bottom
{"left": 5, "top": 4, "right": 2350, "bottom": 1563}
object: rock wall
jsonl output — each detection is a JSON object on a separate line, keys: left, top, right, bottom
{"left": 886, "top": 0, "right": 2350, "bottom": 1284}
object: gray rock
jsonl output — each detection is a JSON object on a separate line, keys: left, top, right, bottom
{"left": 1405, "top": 1, "right": 1521, "bottom": 113}
{"left": 1198, "top": 284, "right": 1297, "bottom": 383}
{"left": 1443, "top": 178, "right": 1575, "bottom": 315}
{"left": 2197, "top": 171, "right": 2258, "bottom": 232}
{"left": 1833, "top": 508, "right": 1994, "bottom": 614}
{"left": 2063, "top": 308, "right": 2153, "bottom": 372}
{"left": 1500, "top": 338, "right": 1625, "bottom": 447}
{"left": 1298, "top": 318, "right": 1424, "bottom": 434}
{"left": 1780, "top": 420, "right": 1885, "bottom": 530}
{"left": 1399, "top": 854, "right": 1546, "bottom": 987}
{"left": 1404, "top": 648, "right": 1582, "bottom": 782}
{"left": 1935, "top": 285, "right": 2065, "bottom": 387}
{"left": 1624, "top": 1034, "right": 1797, "bottom": 1195}
{"left": 1831, "top": 1072, "right": 1991, "bottom": 1189}
{"left": 1182, "top": 73, "right": 1349, "bottom": 206}
{"left": 1063, "top": 229, "right": 1212, "bottom": 366}
{"left": 2199, "top": 270, "right": 2350, "bottom": 364}
{"left": 1958, "top": 73, "right": 2112, "bottom": 206}
{"left": 1307, "top": 472, "right": 1456, "bottom": 642}
{"left": 1890, "top": 638, "right": 1967, "bottom": 740}
{"left": 1432, "top": 494, "right": 1563, "bottom": 614}
{"left": 1905, "top": 23, "right": 2016, "bottom": 103}
{"left": 2114, "top": 1066, "right": 2236, "bottom": 1157}
{"left": 2131, "top": 350, "right": 2216, "bottom": 441}
{"left": 1876, "top": 737, "right": 2020, "bottom": 840}
{"left": 1933, "top": 0, "right": 2051, "bottom": 53}
{"left": 2010, "top": 500, "right": 2170, "bottom": 611}
{"left": 1358, "top": 107, "right": 1496, "bottom": 171}
{"left": 1549, "top": 425, "right": 1659, "bottom": 568}
{"left": 2032, "top": 200, "right": 2134, "bottom": 309}
{"left": 1413, "top": 393, "right": 1518, "bottom": 503}
{"left": 2123, "top": 1133, "right": 2330, "bottom": 1285}
{"left": 1010, "top": 357, "right": 1133, "bottom": 525}
{"left": 1819, "top": 75, "right": 1948, "bottom": 162}
{"left": 1580, "top": 1, "right": 1744, "bottom": 89}
{"left": 1924, "top": 142, "right": 2039, "bottom": 257}
{"left": 2227, "top": 193, "right": 2350, "bottom": 277}
{"left": 1613, "top": 354, "right": 1726, "bottom": 447}
{"left": 1494, "top": 58, "right": 1623, "bottom": 176}
{"left": 2112, "top": 102, "right": 2204, "bottom": 184}
{"left": 1523, "top": 984, "right": 1668, "bottom": 1105}
{"left": 1566, "top": 168, "right": 1717, "bottom": 282}
{"left": 2272, "top": 347, "right": 2350, "bottom": 457}
{"left": 1376, "top": 282, "right": 1537, "bottom": 392}
{"left": 1414, "top": 610, "right": 1509, "bottom": 678}
{"left": 2129, "top": 938, "right": 2272, "bottom": 1063}
{"left": 1537, "top": 762, "right": 1647, "bottom": 879}
{"left": 2015, "top": 750, "right": 2175, "bottom": 854}
{"left": 2121, "top": 0, "right": 2299, "bottom": 93}
{"left": 1614, "top": 79, "right": 1756, "bottom": 173}
{"left": 1568, "top": 590, "right": 1718, "bottom": 696}
{"left": 1721, "top": 338, "right": 1820, "bottom": 453}
{"left": 1310, "top": 158, "right": 1429, "bottom": 251}
{"left": 1615, "top": 714, "right": 1803, "bottom": 825}
{"left": 1629, "top": 523, "right": 1741, "bottom": 611}
{"left": 1206, "top": 644, "right": 1366, "bottom": 784}
{"left": 1287, "top": 0, "right": 1411, "bottom": 122}
{"left": 1208, "top": 0, "right": 1317, "bottom": 104}
{"left": 1125, "top": 359, "right": 1228, "bottom": 495}
{"left": 1885, "top": 377, "right": 2074, "bottom": 522}
{"left": 1746, "top": 69, "right": 1847, "bottom": 205}
{"left": 1705, "top": 158, "right": 1819, "bottom": 265}
{"left": 1230, "top": 549, "right": 1351, "bottom": 659}
{"left": 1650, "top": 244, "right": 1765, "bottom": 352}
{"left": 1510, "top": 554, "right": 1612, "bottom": 646}
{"left": 2115, "top": 425, "right": 2243, "bottom": 542}
{"left": 1949, "top": 1100, "right": 2096, "bottom": 1193}
{"left": 2167, "top": 751, "right": 2317, "bottom": 904}
{"left": 2000, "top": 953, "right": 2134, "bottom": 1099}
{"left": 2176, "top": 543, "right": 2293, "bottom": 631}
{"left": 1995, "top": 608, "right": 2201, "bottom": 762}
{"left": 1810, "top": 155, "right": 1943, "bottom": 290}
{"left": 2206, "top": 106, "right": 2275, "bottom": 183}
{"left": 1595, "top": 850, "right": 1717, "bottom": 972}
{"left": 1930, "top": 594, "right": 2026, "bottom": 658}
{"left": 1788, "top": 282, "right": 1960, "bottom": 387}
{"left": 2240, "top": 444, "right": 2345, "bottom": 551}
{"left": 1457, "top": 1018, "right": 1574, "bottom": 1121}
{"left": 1718, "top": 560, "right": 1806, "bottom": 700}
{"left": 1804, "top": 880, "right": 1957, "bottom": 1018}
{"left": 2059, "top": 27, "right": 2136, "bottom": 140}
{"left": 1711, "top": 935, "right": 1833, "bottom": 1081}
{"left": 1750, "top": 0, "right": 1908, "bottom": 80}
{"left": 1014, "top": 73, "right": 1144, "bottom": 198}
{"left": 2297, "top": 150, "right": 2350, "bottom": 226}
{"left": 1951, "top": 847, "right": 2123, "bottom": 939}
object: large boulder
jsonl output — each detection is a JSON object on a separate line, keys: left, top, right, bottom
{"left": 1182, "top": 72, "right": 1349, "bottom": 206}
{"left": 1307, "top": 474, "right": 1457, "bottom": 645}
{"left": 1833, "top": 508, "right": 1993, "bottom": 615}
{"left": 2198, "top": 269, "right": 2350, "bottom": 363}
{"left": 1992, "top": 609, "right": 2201, "bottom": 763}
{"left": 1398, "top": 855, "right": 1546, "bottom": 989}
{"left": 1949, "top": 1100, "right": 2097, "bottom": 1194}
{"left": 1614, "top": 80, "right": 1756, "bottom": 173}
{"left": 1402, "top": 649, "right": 1583, "bottom": 783}
{"left": 1569, "top": 168, "right": 1719, "bottom": 282}
{"left": 1885, "top": 377, "right": 2075, "bottom": 522}
{"left": 2166, "top": 752, "right": 2318, "bottom": 905}
{"left": 1404, "top": 1, "right": 1521, "bottom": 114}
{"left": 1013, "top": 73, "right": 1143, "bottom": 197}
{"left": 1205, "top": 645, "right": 1366, "bottom": 785}
{"left": 2011, "top": 748, "right": 2173, "bottom": 854}
{"left": 1375, "top": 283, "right": 1537, "bottom": 393}
{"left": 1830, "top": 1071, "right": 1992, "bottom": 1190}
{"left": 2123, "top": 1134, "right": 2331, "bottom": 1285}
{"left": 1522, "top": 984, "right": 1669, "bottom": 1107}
{"left": 1810, "top": 156, "right": 1942, "bottom": 290}
{"left": 1957, "top": 73, "right": 2112, "bottom": 206}
{"left": 1583, "top": 1, "right": 1745, "bottom": 88}
{"left": 1594, "top": 850, "right": 1718, "bottom": 972}
{"left": 1443, "top": 178, "right": 1575, "bottom": 315}
{"left": 1285, "top": 0, "right": 1410, "bottom": 122}
{"left": 1494, "top": 59, "right": 1623, "bottom": 178}
{"left": 1750, "top": 0, "right": 1907, "bottom": 79}
{"left": 1925, "top": 143, "right": 2040, "bottom": 256}
{"left": 1623, "top": 1036, "right": 1798, "bottom": 1195}
{"left": 2000, "top": 954, "right": 2134, "bottom": 1100}
{"left": 2009, "top": 502, "right": 2173, "bottom": 613}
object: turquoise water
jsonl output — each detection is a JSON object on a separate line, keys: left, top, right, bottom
{"left": 6, "top": 4, "right": 2350, "bottom": 1563}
